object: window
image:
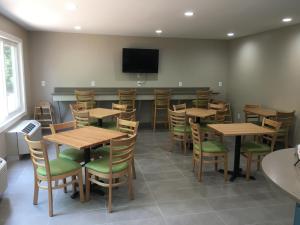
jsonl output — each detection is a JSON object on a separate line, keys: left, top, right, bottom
{"left": 0, "top": 31, "right": 26, "bottom": 131}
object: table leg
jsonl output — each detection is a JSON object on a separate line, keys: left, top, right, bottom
{"left": 84, "top": 148, "right": 91, "bottom": 164}
{"left": 231, "top": 135, "right": 242, "bottom": 181}
{"left": 294, "top": 203, "right": 300, "bottom": 225}
{"left": 97, "top": 118, "right": 103, "bottom": 127}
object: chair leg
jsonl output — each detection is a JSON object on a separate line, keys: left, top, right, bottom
{"left": 85, "top": 169, "right": 91, "bottom": 201}
{"left": 224, "top": 154, "right": 228, "bottom": 182}
{"left": 198, "top": 157, "right": 203, "bottom": 182}
{"left": 214, "top": 156, "right": 218, "bottom": 171}
{"left": 192, "top": 157, "right": 195, "bottom": 172}
{"left": 153, "top": 107, "right": 156, "bottom": 131}
{"left": 33, "top": 176, "right": 39, "bottom": 205}
{"left": 246, "top": 153, "right": 252, "bottom": 181}
{"left": 284, "top": 135, "right": 289, "bottom": 148}
{"left": 128, "top": 166, "right": 134, "bottom": 200}
{"left": 72, "top": 175, "right": 77, "bottom": 193}
{"left": 63, "top": 178, "right": 67, "bottom": 193}
{"left": 78, "top": 171, "right": 85, "bottom": 203}
{"left": 47, "top": 181, "right": 53, "bottom": 217}
{"left": 257, "top": 155, "right": 261, "bottom": 171}
{"left": 132, "top": 158, "right": 136, "bottom": 179}
{"left": 108, "top": 178, "right": 113, "bottom": 213}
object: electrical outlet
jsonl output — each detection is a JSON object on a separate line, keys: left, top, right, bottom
{"left": 41, "top": 81, "right": 46, "bottom": 87}
{"left": 218, "top": 81, "right": 223, "bottom": 87}
{"left": 178, "top": 82, "right": 183, "bottom": 87}
{"left": 137, "top": 81, "right": 144, "bottom": 87}
{"left": 91, "top": 81, "right": 96, "bottom": 87}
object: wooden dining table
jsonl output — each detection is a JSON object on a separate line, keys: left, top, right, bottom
{"left": 88, "top": 107, "right": 122, "bottom": 127}
{"left": 208, "top": 123, "right": 275, "bottom": 182}
{"left": 43, "top": 126, "right": 127, "bottom": 164}
{"left": 243, "top": 107, "right": 276, "bottom": 118}
{"left": 178, "top": 108, "right": 216, "bottom": 123}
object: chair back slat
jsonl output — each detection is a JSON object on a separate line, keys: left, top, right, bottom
{"left": 72, "top": 110, "right": 90, "bottom": 128}
{"left": 117, "top": 118, "right": 139, "bottom": 136}
{"left": 173, "top": 103, "right": 186, "bottom": 111}
{"left": 112, "top": 103, "right": 127, "bottom": 112}
{"left": 109, "top": 135, "right": 137, "bottom": 172}
{"left": 50, "top": 121, "right": 76, "bottom": 133}
{"left": 120, "top": 109, "right": 136, "bottom": 121}
{"left": 208, "top": 103, "right": 225, "bottom": 111}
{"left": 154, "top": 89, "right": 171, "bottom": 108}
{"left": 75, "top": 90, "right": 95, "bottom": 109}
{"left": 118, "top": 89, "right": 136, "bottom": 111}
{"left": 244, "top": 104, "right": 260, "bottom": 122}
{"left": 169, "top": 109, "right": 187, "bottom": 131}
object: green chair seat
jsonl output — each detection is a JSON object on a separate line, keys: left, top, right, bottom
{"left": 241, "top": 142, "right": 271, "bottom": 153}
{"left": 200, "top": 125, "right": 211, "bottom": 132}
{"left": 194, "top": 140, "right": 227, "bottom": 153}
{"left": 173, "top": 125, "right": 192, "bottom": 133}
{"left": 192, "top": 99, "right": 209, "bottom": 107}
{"left": 102, "top": 121, "right": 117, "bottom": 129}
{"left": 59, "top": 148, "right": 84, "bottom": 162}
{"left": 85, "top": 157, "right": 128, "bottom": 174}
{"left": 95, "top": 145, "right": 126, "bottom": 156}
{"left": 37, "top": 158, "right": 81, "bottom": 176}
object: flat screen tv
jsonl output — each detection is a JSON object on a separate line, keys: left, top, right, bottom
{"left": 122, "top": 48, "right": 159, "bottom": 73}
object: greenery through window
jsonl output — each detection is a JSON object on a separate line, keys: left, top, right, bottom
{"left": 0, "top": 34, "right": 25, "bottom": 127}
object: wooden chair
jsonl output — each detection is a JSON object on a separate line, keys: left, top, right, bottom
{"left": 72, "top": 109, "right": 91, "bottom": 128}
{"left": 208, "top": 103, "right": 225, "bottom": 111}
{"left": 34, "top": 101, "right": 55, "bottom": 130}
{"left": 241, "top": 118, "right": 281, "bottom": 180}
{"left": 169, "top": 109, "right": 191, "bottom": 154}
{"left": 275, "top": 111, "right": 295, "bottom": 148}
{"left": 85, "top": 135, "right": 136, "bottom": 213}
{"left": 173, "top": 103, "right": 187, "bottom": 111}
{"left": 244, "top": 104, "right": 260, "bottom": 124}
{"left": 49, "top": 121, "right": 84, "bottom": 163}
{"left": 103, "top": 103, "right": 127, "bottom": 129}
{"left": 118, "top": 89, "right": 136, "bottom": 111}
{"left": 75, "top": 89, "right": 96, "bottom": 109}
{"left": 24, "top": 136, "right": 84, "bottom": 217}
{"left": 98, "top": 118, "right": 139, "bottom": 178}
{"left": 189, "top": 118, "right": 228, "bottom": 182}
{"left": 120, "top": 109, "right": 136, "bottom": 121}
{"left": 153, "top": 89, "right": 171, "bottom": 131}
{"left": 192, "top": 90, "right": 211, "bottom": 109}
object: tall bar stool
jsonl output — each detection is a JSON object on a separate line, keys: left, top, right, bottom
{"left": 153, "top": 89, "right": 171, "bottom": 131}
{"left": 192, "top": 90, "right": 211, "bottom": 109}
{"left": 75, "top": 89, "right": 96, "bottom": 109}
{"left": 118, "top": 89, "right": 136, "bottom": 111}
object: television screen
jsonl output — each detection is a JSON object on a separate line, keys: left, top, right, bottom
{"left": 122, "top": 48, "right": 159, "bottom": 73}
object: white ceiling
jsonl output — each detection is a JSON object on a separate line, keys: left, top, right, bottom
{"left": 0, "top": 0, "right": 299, "bottom": 39}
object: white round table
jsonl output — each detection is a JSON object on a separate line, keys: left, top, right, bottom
{"left": 262, "top": 149, "right": 300, "bottom": 225}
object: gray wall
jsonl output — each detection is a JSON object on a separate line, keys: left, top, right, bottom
{"left": 228, "top": 24, "right": 300, "bottom": 144}
{"left": 29, "top": 32, "right": 229, "bottom": 102}
{"left": 28, "top": 32, "right": 229, "bottom": 122}
{"left": 0, "top": 15, "right": 30, "bottom": 158}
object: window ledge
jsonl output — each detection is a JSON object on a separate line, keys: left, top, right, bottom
{"left": 0, "top": 111, "right": 27, "bottom": 133}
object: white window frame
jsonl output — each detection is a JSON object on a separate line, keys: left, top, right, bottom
{"left": 0, "top": 30, "right": 26, "bottom": 133}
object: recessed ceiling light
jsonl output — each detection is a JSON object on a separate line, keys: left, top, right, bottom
{"left": 282, "top": 17, "right": 292, "bottom": 23}
{"left": 74, "top": 26, "right": 81, "bottom": 30}
{"left": 227, "top": 32, "right": 235, "bottom": 37}
{"left": 155, "top": 30, "right": 162, "bottom": 34}
{"left": 184, "top": 11, "right": 194, "bottom": 17}
{"left": 65, "top": 2, "right": 77, "bottom": 11}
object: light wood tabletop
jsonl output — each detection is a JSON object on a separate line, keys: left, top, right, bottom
{"left": 243, "top": 107, "right": 276, "bottom": 117}
{"left": 88, "top": 107, "right": 122, "bottom": 119}
{"left": 208, "top": 123, "right": 275, "bottom": 136}
{"left": 178, "top": 108, "right": 216, "bottom": 118}
{"left": 43, "top": 126, "right": 127, "bottom": 149}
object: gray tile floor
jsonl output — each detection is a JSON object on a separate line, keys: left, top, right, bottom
{"left": 0, "top": 129, "right": 295, "bottom": 225}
